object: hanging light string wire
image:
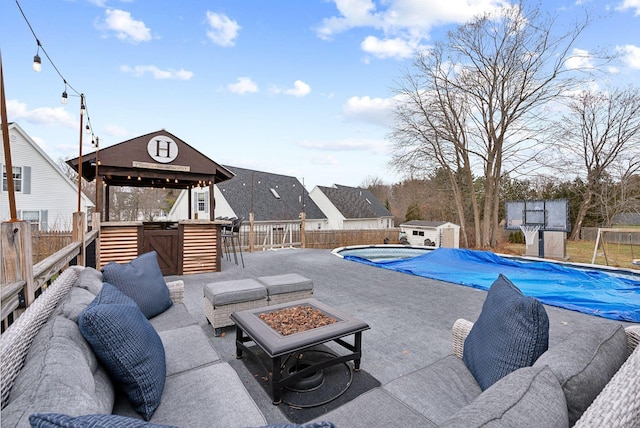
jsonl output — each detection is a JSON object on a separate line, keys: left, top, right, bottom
{"left": 15, "top": 0, "right": 98, "bottom": 145}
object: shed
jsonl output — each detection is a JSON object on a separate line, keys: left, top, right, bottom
{"left": 399, "top": 220, "right": 460, "bottom": 248}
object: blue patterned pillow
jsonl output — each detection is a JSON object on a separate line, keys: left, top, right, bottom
{"left": 29, "top": 413, "right": 177, "bottom": 428}
{"left": 102, "top": 251, "right": 172, "bottom": 319}
{"left": 79, "top": 283, "right": 166, "bottom": 420}
{"left": 463, "top": 274, "right": 549, "bottom": 390}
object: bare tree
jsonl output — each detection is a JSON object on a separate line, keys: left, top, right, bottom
{"left": 391, "top": 2, "right": 589, "bottom": 247}
{"left": 556, "top": 87, "right": 640, "bottom": 239}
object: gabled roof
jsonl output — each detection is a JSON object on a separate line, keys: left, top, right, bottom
{"left": 67, "top": 129, "right": 233, "bottom": 188}
{"left": 217, "top": 166, "right": 325, "bottom": 221}
{"left": 316, "top": 184, "right": 392, "bottom": 219}
{"left": 5, "top": 123, "right": 93, "bottom": 207}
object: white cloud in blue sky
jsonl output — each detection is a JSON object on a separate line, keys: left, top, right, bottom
{"left": 206, "top": 11, "right": 241, "bottom": 47}
{"left": 119, "top": 65, "right": 194, "bottom": 80}
{"left": 99, "top": 9, "right": 152, "bottom": 43}
{"left": 227, "top": 77, "right": 259, "bottom": 94}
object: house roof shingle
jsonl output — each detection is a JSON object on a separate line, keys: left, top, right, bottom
{"left": 316, "top": 184, "right": 392, "bottom": 219}
{"left": 218, "top": 166, "right": 325, "bottom": 222}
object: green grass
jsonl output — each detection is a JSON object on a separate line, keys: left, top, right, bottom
{"left": 501, "top": 240, "right": 639, "bottom": 270}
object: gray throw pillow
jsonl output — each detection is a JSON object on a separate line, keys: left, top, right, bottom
{"left": 534, "top": 323, "right": 627, "bottom": 425}
{"left": 79, "top": 283, "right": 166, "bottom": 421}
{"left": 102, "top": 251, "right": 172, "bottom": 318}
{"left": 463, "top": 274, "right": 549, "bottom": 390}
{"left": 441, "top": 365, "right": 568, "bottom": 427}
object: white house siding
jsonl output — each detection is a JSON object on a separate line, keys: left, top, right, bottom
{"left": 308, "top": 187, "right": 345, "bottom": 229}
{"left": 1, "top": 125, "right": 93, "bottom": 231}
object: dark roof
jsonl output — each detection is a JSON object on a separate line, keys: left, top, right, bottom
{"left": 67, "top": 129, "right": 233, "bottom": 188}
{"left": 316, "top": 184, "right": 392, "bottom": 219}
{"left": 400, "top": 220, "right": 449, "bottom": 228}
{"left": 218, "top": 166, "right": 326, "bottom": 221}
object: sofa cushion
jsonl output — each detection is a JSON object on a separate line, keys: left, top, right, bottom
{"left": 50, "top": 286, "right": 98, "bottom": 322}
{"left": 533, "top": 322, "right": 628, "bottom": 425}
{"left": 442, "top": 365, "right": 568, "bottom": 427}
{"left": 149, "top": 302, "right": 198, "bottom": 333}
{"left": 73, "top": 266, "right": 103, "bottom": 295}
{"left": 1, "top": 316, "right": 114, "bottom": 427}
{"left": 29, "top": 413, "right": 177, "bottom": 428}
{"left": 158, "top": 324, "right": 221, "bottom": 377}
{"left": 383, "top": 355, "right": 482, "bottom": 425}
{"left": 463, "top": 274, "right": 549, "bottom": 390}
{"left": 102, "top": 251, "right": 172, "bottom": 318}
{"left": 113, "top": 363, "right": 268, "bottom": 427}
{"left": 79, "top": 283, "right": 166, "bottom": 421}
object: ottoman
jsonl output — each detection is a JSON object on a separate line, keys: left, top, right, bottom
{"left": 256, "top": 273, "right": 314, "bottom": 306}
{"left": 204, "top": 278, "right": 268, "bottom": 336}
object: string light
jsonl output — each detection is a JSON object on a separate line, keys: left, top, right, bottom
{"left": 32, "top": 41, "right": 41, "bottom": 72}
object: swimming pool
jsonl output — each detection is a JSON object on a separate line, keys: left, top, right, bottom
{"left": 333, "top": 245, "right": 640, "bottom": 322}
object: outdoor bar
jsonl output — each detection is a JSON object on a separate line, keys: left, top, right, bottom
{"left": 67, "top": 130, "right": 234, "bottom": 275}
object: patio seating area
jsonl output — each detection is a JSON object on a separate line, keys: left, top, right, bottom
{"left": 167, "top": 248, "right": 638, "bottom": 425}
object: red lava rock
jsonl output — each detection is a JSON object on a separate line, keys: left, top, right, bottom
{"left": 259, "top": 305, "right": 337, "bottom": 335}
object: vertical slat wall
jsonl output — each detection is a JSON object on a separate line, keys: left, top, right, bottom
{"left": 99, "top": 224, "right": 141, "bottom": 268}
{"left": 180, "top": 223, "right": 220, "bottom": 274}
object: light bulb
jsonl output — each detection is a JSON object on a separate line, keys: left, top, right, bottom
{"left": 33, "top": 54, "right": 42, "bottom": 72}
{"left": 61, "top": 91, "right": 68, "bottom": 104}
{"left": 85, "top": 124, "right": 91, "bottom": 134}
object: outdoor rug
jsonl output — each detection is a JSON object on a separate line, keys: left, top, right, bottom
{"left": 229, "top": 344, "right": 381, "bottom": 424}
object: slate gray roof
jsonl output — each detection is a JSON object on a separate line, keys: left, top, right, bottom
{"left": 316, "top": 184, "right": 392, "bottom": 219}
{"left": 218, "top": 166, "right": 326, "bottom": 222}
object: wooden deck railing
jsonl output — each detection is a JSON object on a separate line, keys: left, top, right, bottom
{"left": 1, "top": 214, "right": 99, "bottom": 332}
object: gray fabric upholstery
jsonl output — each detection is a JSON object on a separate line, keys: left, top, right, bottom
{"left": 159, "top": 324, "right": 221, "bottom": 377}
{"left": 50, "top": 286, "right": 98, "bottom": 323}
{"left": 29, "top": 413, "right": 177, "bottom": 428}
{"left": 534, "top": 322, "right": 628, "bottom": 425}
{"left": 383, "top": 355, "right": 482, "bottom": 425}
{"left": 113, "top": 364, "right": 268, "bottom": 428}
{"left": 441, "top": 365, "right": 569, "bottom": 428}
{"left": 311, "top": 388, "right": 435, "bottom": 427}
{"left": 257, "top": 273, "right": 314, "bottom": 295}
{"left": 463, "top": 274, "right": 549, "bottom": 390}
{"left": 149, "top": 302, "right": 198, "bottom": 332}
{"left": 72, "top": 267, "right": 103, "bottom": 295}
{"left": 204, "top": 278, "right": 266, "bottom": 305}
{"left": 1, "top": 316, "right": 114, "bottom": 427}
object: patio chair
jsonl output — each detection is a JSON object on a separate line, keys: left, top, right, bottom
{"left": 221, "top": 217, "right": 244, "bottom": 268}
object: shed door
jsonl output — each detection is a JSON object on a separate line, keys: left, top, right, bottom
{"left": 441, "top": 228, "right": 455, "bottom": 248}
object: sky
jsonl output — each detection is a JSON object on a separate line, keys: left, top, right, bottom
{"left": 2, "top": 0, "right": 640, "bottom": 190}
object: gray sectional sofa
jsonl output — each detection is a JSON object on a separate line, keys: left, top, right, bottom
{"left": 0, "top": 265, "right": 267, "bottom": 427}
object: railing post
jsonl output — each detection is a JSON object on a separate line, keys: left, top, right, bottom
{"left": 1, "top": 221, "right": 35, "bottom": 306}
{"left": 72, "top": 212, "right": 86, "bottom": 266}
{"left": 300, "top": 212, "right": 306, "bottom": 248}
{"left": 249, "top": 212, "right": 254, "bottom": 253}
{"left": 91, "top": 212, "right": 101, "bottom": 268}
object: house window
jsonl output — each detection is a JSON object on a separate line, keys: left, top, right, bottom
{"left": 412, "top": 230, "right": 425, "bottom": 236}
{"left": 197, "top": 192, "right": 207, "bottom": 212}
{"left": 270, "top": 188, "right": 281, "bottom": 199}
{"left": 2, "top": 166, "right": 22, "bottom": 192}
{"left": 21, "top": 210, "right": 41, "bottom": 231}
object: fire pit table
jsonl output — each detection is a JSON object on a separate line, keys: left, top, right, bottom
{"left": 230, "top": 298, "right": 370, "bottom": 405}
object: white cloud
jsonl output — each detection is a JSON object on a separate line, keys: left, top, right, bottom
{"left": 617, "top": 44, "right": 640, "bottom": 69}
{"left": 120, "top": 65, "right": 194, "bottom": 80}
{"left": 298, "top": 137, "right": 389, "bottom": 154}
{"left": 228, "top": 77, "right": 259, "bottom": 94}
{"left": 7, "top": 99, "right": 76, "bottom": 128}
{"left": 284, "top": 80, "right": 312, "bottom": 97}
{"left": 342, "top": 95, "right": 396, "bottom": 126}
{"left": 206, "top": 11, "right": 240, "bottom": 47}
{"left": 316, "top": 0, "right": 509, "bottom": 58}
{"left": 565, "top": 48, "right": 595, "bottom": 70}
{"left": 101, "top": 9, "right": 152, "bottom": 43}
{"left": 361, "top": 36, "right": 414, "bottom": 59}
{"left": 617, "top": 0, "right": 640, "bottom": 16}
{"left": 103, "top": 124, "right": 129, "bottom": 137}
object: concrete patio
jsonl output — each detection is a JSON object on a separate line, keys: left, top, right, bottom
{"left": 166, "top": 247, "right": 630, "bottom": 425}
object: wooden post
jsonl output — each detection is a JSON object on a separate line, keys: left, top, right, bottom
{"left": 73, "top": 212, "right": 86, "bottom": 266}
{"left": 1, "top": 221, "right": 35, "bottom": 305}
{"left": 249, "top": 212, "right": 255, "bottom": 253}
{"left": 300, "top": 212, "right": 306, "bottom": 248}
{"left": 91, "top": 212, "right": 101, "bottom": 268}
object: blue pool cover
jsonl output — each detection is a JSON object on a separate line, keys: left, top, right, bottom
{"left": 344, "top": 248, "right": 640, "bottom": 322}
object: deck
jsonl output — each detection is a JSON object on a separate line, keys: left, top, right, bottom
{"left": 166, "top": 247, "right": 628, "bottom": 424}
